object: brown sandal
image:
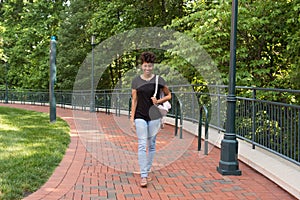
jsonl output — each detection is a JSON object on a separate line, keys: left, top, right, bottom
{"left": 140, "top": 177, "right": 147, "bottom": 187}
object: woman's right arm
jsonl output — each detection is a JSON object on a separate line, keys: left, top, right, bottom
{"left": 130, "top": 89, "right": 137, "bottom": 126}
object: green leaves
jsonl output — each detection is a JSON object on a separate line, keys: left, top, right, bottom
{"left": 1, "top": 1, "right": 65, "bottom": 89}
{"left": 165, "top": 0, "right": 299, "bottom": 96}
{"left": 0, "top": 0, "right": 298, "bottom": 97}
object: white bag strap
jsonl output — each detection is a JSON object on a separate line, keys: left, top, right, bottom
{"left": 153, "top": 75, "right": 159, "bottom": 97}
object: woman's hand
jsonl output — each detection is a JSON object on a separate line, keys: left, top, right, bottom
{"left": 130, "top": 117, "right": 135, "bottom": 132}
{"left": 151, "top": 97, "right": 159, "bottom": 105}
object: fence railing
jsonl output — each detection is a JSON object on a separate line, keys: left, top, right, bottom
{"left": 0, "top": 85, "right": 299, "bottom": 166}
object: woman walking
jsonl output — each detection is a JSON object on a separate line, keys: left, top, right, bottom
{"left": 130, "top": 51, "right": 171, "bottom": 187}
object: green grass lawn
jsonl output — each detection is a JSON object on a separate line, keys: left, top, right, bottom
{"left": 0, "top": 106, "right": 70, "bottom": 200}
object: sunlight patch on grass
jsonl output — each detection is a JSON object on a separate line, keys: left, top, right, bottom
{"left": 0, "top": 106, "right": 70, "bottom": 200}
{"left": 0, "top": 117, "right": 20, "bottom": 131}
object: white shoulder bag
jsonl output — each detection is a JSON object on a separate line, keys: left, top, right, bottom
{"left": 153, "top": 75, "right": 171, "bottom": 116}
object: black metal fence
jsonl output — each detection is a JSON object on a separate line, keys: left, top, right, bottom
{"left": 0, "top": 86, "right": 299, "bottom": 166}
{"left": 236, "top": 95, "right": 300, "bottom": 165}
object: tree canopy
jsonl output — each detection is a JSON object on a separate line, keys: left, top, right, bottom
{"left": 0, "top": 0, "right": 299, "bottom": 96}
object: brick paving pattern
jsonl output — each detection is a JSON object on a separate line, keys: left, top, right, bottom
{"left": 0, "top": 103, "right": 296, "bottom": 200}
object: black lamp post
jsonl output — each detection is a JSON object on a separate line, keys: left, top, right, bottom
{"left": 217, "top": 0, "right": 241, "bottom": 175}
{"left": 90, "top": 35, "right": 96, "bottom": 112}
{"left": 49, "top": 35, "right": 57, "bottom": 123}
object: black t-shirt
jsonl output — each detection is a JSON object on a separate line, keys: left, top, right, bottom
{"left": 131, "top": 75, "right": 166, "bottom": 121}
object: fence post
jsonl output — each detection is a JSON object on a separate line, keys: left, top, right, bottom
{"left": 217, "top": 86, "right": 221, "bottom": 130}
{"left": 179, "top": 100, "right": 183, "bottom": 139}
{"left": 175, "top": 100, "right": 178, "bottom": 136}
{"left": 175, "top": 99, "right": 183, "bottom": 139}
{"left": 115, "top": 95, "right": 120, "bottom": 117}
{"left": 198, "top": 107, "right": 203, "bottom": 151}
{"left": 252, "top": 88, "right": 256, "bottom": 149}
{"left": 198, "top": 105, "right": 209, "bottom": 155}
{"left": 106, "top": 94, "right": 110, "bottom": 115}
{"left": 128, "top": 97, "right": 132, "bottom": 119}
{"left": 95, "top": 94, "right": 99, "bottom": 112}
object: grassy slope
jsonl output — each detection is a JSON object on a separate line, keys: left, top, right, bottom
{"left": 0, "top": 106, "right": 70, "bottom": 200}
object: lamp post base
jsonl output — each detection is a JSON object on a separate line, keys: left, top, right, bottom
{"left": 217, "top": 138, "right": 242, "bottom": 176}
{"left": 217, "top": 164, "right": 241, "bottom": 176}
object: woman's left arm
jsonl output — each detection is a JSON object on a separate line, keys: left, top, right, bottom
{"left": 151, "top": 85, "right": 171, "bottom": 105}
{"left": 158, "top": 86, "right": 171, "bottom": 104}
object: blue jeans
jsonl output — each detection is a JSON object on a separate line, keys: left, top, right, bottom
{"left": 134, "top": 118, "right": 161, "bottom": 178}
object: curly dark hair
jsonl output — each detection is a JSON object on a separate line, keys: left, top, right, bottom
{"left": 140, "top": 51, "right": 156, "bottom": 64}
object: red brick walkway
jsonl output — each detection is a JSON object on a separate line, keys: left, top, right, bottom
{"left": 1, "top": 103, "right": 296, "bottom": 200}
